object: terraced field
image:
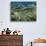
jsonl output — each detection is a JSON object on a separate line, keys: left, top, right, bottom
{"left": 11, "top": 2, "right": 36, "bottom": 21}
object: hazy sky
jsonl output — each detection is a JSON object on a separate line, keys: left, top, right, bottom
{"left": 0, "top": 0, "right": 46, "bottom": 46}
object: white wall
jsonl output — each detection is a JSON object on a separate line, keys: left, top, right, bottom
{"left": 33, "top": 43, "right": 46, "bottom": 46}
{"left": 0, "top": 0, "right": 46, "bottom": 45}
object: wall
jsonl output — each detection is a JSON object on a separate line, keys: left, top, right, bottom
{"left": 0, "top": 0, "right": 46, "bottom": 45}
{"left": 33, "top": 43, "right": 46, "bottom": 46}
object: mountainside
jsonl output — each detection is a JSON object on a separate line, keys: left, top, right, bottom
{"left": 10, "top": 2, "right": 36, "bottom": 21}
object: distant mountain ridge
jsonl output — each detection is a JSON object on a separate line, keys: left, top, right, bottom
{"left": 11, "top": 2, "right": 36, "bottom": 10}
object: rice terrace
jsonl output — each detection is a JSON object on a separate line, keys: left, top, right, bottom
{"left": 10, "top": 2, "right": 36, "bottom": 21}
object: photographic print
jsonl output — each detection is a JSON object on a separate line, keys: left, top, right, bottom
{"left": 10, "top": 2, "right": 36, "bottom": 21}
